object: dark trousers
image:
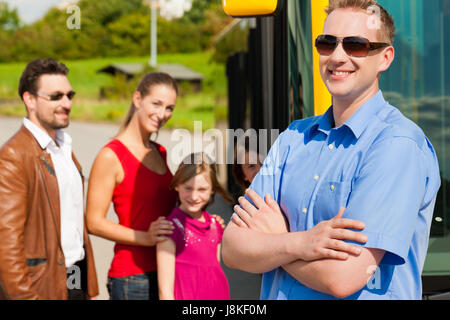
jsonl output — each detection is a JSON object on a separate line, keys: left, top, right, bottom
{"left": 67, "top": 259, "right": 87, "bottom": 300}
{"left": 107, "top": 271, "right": 159, "bottom": 300}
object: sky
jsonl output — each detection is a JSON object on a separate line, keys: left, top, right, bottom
{"left": 3, "top": 0, "right": 73, "bottom": 24}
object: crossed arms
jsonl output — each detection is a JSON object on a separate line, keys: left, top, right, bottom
{"left": 222, "top": 190, "right": 385, "bottom": 299}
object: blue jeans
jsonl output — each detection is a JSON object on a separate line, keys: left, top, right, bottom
{"left": 107, "top": 272, "right": 159, "bottom": 300}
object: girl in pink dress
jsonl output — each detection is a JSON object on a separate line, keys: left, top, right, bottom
{"left": 157, "top": 153, "right": 232, "bottom": 300}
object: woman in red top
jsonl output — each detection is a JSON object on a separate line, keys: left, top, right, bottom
{"left": 86, "top": 72, "right": 178, "bottom": 300}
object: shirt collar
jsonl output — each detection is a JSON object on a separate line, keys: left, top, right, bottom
{"left": 343, "top": 90, "right": 386, "bottom": 139}
{"left": 306, "top": 107, "right": 334, "bottom": 140}
{"left": 309, "top": 90, "right": 387, "bottom": 139}
{"left": 23, "top": 118, "right": 71, "bottom": 150}
{"left": 317, "top": 107, "right": 334, "bottom": 134}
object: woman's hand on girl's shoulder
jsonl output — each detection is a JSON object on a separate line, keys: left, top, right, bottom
{"left": 212, "top": 214, "right": 226, "bottom": 229}
{"left": 145, "top": 217, "right": 175, "bottom": 246}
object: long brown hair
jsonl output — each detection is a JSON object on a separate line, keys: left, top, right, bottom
{"left": 118, "top": 72, "right": 178, "bottom": 134}
{"left": 171, "top": 153, "right": 233, "bottom": 209}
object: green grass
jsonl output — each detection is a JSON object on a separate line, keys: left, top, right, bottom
{"left": 0, "top": 62, "right": 25, "bottom": 98}
{"left": 0, "top": 52, "right": 228, "bottom": 131}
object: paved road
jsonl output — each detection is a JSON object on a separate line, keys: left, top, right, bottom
{"left": 0, "top": 116, "right": 261, "bottom": 300}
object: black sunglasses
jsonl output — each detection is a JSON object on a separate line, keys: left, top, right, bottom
{"left": 37, "top": 90, "right": 76, "bottom": 101}
{"left": 315, "top": 35, "right": 390, "bottom": 57}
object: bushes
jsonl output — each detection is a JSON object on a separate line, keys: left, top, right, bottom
{"left": 107, "top": 12, "right": 150, "bottom": 57}
{"left": 0, "top": 0, "right": 247, "bottom": 64}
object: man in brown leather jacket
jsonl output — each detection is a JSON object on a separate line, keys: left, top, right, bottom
{"left": 0, "top": 58, "right": 98, "bottom": 300}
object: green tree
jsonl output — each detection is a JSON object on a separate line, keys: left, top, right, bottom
{"left": 157, "top": 16, "right": 203, "bottom": 53}
{"left": 78, "top": 0, "right": 146, "bottom": 26}
{"left": 156, "top": 0, "right": 231, "bottom": 54}
{"left": 0, "top": 2, "right": 20, "bottom": 31}
{"left": 201, "top": 2, "right": 247, "bottom": 63}
{"left": 107, "top": 12, "right": 150, "bottom": 57}
{"left": 0, "top": 2, "right": 19, "bottom": 61}
{"left": 0, "top": 0, "right": 235, "bottom": 62}
{"left": 181, "top": 0, "right": 220, "bottom": 24}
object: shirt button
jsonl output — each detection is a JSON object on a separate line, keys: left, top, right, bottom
{"left": 314, "top": 175, "right": 319, "bottom": 181}
{"left": 330, "top": 185, "right": 335, "bottom": 191}
{"left": 302, "top": 208, "right": 307, "bottom": 214}
{"left": 58, "top": 259, "right": 64, "bottom": 266}
{"left": 328, "top": 144, "right": 334, "bottom": 150}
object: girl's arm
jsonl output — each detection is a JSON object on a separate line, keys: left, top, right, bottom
{"left": 86, "top": 147, "right": 174, "bottom": 246}
{"left": 156, "top": 239, "right": 177, "bottom": 300}
{"left": 217, "top": 218, "right": 226, "bottom": 263}
{"left": 217, "top": 243, "right": 222, "bottom": 263}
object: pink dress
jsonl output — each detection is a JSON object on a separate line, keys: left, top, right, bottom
{"left": 167, "top": 207, "right": 230, "bottom": 300}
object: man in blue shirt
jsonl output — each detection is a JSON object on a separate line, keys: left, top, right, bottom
{"left": 222, "top": 0, "right": 441, "bottom": 300}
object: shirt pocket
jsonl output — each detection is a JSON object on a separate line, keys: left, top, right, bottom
{"left": 313, "top": 180, "right": 352, "bottom": 224}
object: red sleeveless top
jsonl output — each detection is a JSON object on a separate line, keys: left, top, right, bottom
{"left": 105, "top": 139, "right": 177, "bottom": 277}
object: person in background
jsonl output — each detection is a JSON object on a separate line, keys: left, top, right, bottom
{"left": 157, "top": 153, "right": 232, "bottom": 300}
{"left": 0, "top": 58, "right": 98, "bottom": 300}
{"left": 86, "top": 73, "right": 226, "bottom": 300}
{"left": 232, "top": 137, "right": 264, "bottom": 193}
{"left": 86, "top": 72, "right": 178, "bottom": 300}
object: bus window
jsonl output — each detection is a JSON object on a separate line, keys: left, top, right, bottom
{"left": 287, "top": 0, "right": 331, "bottom": 121}
{"left": 378, "top": 0, "right": 450, "bottom": 237}
{"left": 288, "top": 0, "right": 313, "bottom": 120}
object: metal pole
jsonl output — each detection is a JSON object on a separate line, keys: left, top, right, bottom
{"left": 150, "top": 0, "right": 157, "bottom": 67}
{"left": 440, "top": 11, "right": 447, "bottom": 234}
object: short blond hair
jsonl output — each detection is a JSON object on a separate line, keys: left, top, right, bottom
{"left": 326, "top": 0, "right": 395, "bottom": 44}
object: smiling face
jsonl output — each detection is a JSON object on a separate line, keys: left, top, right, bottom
{"left": 319, "top": 8, "right": 394, "bottom": 107}
{"left": 24, "top": 74, "right": 73, "bottom": 139}
{"left": 175, "top": 172, "right": 214, "bottom": 218}
{"left": 133, "top": 84, "right": 177, "bottom": 134}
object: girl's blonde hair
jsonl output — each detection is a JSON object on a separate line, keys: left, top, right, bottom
{"left": 171, "top": 153, "right": 233, "bottom": 209}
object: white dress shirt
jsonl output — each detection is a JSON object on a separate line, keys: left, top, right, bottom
{"left": 23, "top": 118, "right": 85, "bottom": 268}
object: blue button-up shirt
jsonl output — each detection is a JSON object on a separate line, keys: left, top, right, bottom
{"left": 250, "top": 91, "right": 441, "bottom": 300}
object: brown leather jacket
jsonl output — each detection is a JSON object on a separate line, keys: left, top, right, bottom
{"left": 0, "top": 126, "right": 99, "bottom": 300}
